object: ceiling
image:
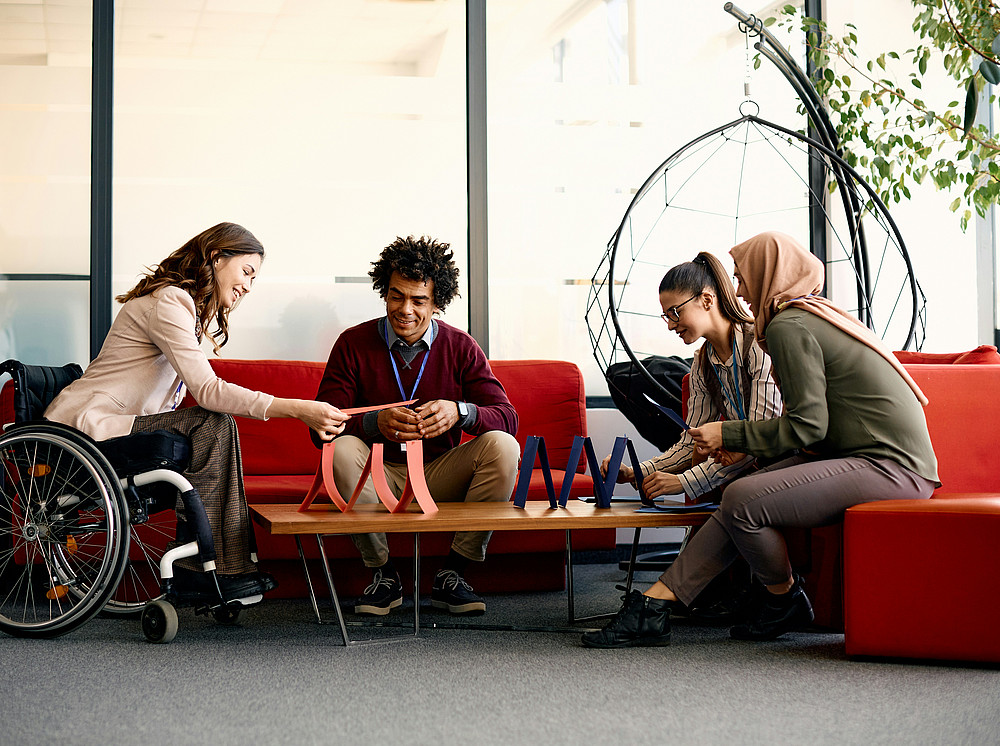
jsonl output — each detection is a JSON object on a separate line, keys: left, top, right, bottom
{"left": 0, "top": 0, "right": 471, "bottom": 72}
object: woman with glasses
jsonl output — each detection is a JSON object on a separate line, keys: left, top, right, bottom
{"left": 584, "top": 232, "right": 938, "bottom": 649}
{"left": 600, "top": 251, "right": 782, "bottom": 506}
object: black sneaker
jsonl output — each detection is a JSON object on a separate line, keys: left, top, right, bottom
{"left": 354, "top": 568, "right": 403, "bottom": 616}
{"left": 431, "top": 569, "right": 486, "bottom": 615}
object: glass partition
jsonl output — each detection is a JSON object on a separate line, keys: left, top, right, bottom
{"left": 0, "top": 1, "right": 92, "bottom": 367}
{"left": 112, "top": 1, "right": 468, "bottom": 363}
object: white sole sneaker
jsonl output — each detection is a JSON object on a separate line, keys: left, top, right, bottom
{"left": 431, "top": 598, "right": 486, "bottom": 614}
{"left": 354, "top": 596, "right": 403, "bottom": 616}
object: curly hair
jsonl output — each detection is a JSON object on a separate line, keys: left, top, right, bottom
{"left": 116, "top": 222, "right": 265, "bottom": 353}
{"left": 369, "top": 235, "right": 460, "bottom": 310}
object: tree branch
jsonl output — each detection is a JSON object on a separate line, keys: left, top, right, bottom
{"left": 942, "top": 0, "right": 998, "bottom": 64}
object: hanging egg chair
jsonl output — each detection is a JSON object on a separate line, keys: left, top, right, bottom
{"left": 586, "top": 4, "right": 926, "bottom": 419}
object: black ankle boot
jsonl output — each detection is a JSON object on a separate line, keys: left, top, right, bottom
{"left": 581, "top": 590, "right": 672, "bottom": 648}
{"left": 729, "top": 577, "right": 814, "bottom": 641}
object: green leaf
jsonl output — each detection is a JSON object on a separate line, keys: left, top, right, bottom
{"left": 963, "top": 78, "right": 979, "bottom": 138}
{"left": 824, "top": 68, "right": 835, "bottom": 82}
{"left": 949, "top": 197, "right": 961, "bottom": 212}
{"left": 992, "top": 31, "right": 1000, "bottom": 57}
{"left": 981, "top": 60, "right": 1000, "bottom": 85}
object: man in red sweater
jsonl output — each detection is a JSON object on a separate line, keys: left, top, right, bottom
{"left": 314, "top": 235, "right": 520, "bottom": 616}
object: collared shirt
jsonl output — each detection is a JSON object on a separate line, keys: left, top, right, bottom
{"left": 362, "top": 317, "right": 476, "bottom": 437}
{"left": 638, "top": 329, "right": 782, "bottom": 499}
{"left": 379, "top": 316, "right": 438, "bottom": 366}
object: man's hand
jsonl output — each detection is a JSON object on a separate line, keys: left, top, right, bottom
{"left": 377, "top": 405, "right": 422, "bottom": 442}
{"left": 600, "top": 453, "right": 635, "bottom": 486}
{"left": 413, "top": 400, "right": 460, "bottom": 440}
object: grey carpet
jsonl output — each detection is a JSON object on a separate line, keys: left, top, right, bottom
{"left": 2, "top": 564, "right": 998, "bottom": 746}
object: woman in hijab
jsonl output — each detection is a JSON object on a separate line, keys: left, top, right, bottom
{"left": 583, "top": 231, "right": 938, "bottom": 648}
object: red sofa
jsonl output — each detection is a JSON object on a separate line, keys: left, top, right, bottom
{"left": 188, "top": 358, "right": 613, "bottom": 597}
{"left": 842, "top": 358, "right": 1000, "bottom": 663}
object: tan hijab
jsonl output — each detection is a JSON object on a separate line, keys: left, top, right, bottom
{"left": 730, "top": 231, "right": 928, "bottom": 406}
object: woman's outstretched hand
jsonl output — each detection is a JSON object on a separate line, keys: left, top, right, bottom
{"left": 263, "top": 397, "right": 349, "bottom": 440}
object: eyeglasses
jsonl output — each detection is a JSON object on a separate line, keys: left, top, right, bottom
{"left": 660, "top": 294, "right": 700, "bottom": 323}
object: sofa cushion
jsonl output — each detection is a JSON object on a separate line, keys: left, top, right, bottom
{"left": 893, "top": 344, "right": 1000, "bottom": 364}
{"left": 487, "top": 360, "right": 587, "bottom": 473}
{"left": 904, "top": 363, "right": 1000, "bottom": 494}
{"left": 184, "top": 359, "right": 326, "bottom": 476}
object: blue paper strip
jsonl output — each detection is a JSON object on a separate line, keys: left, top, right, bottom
{"left": 512, "top": 435, "right": 556, "bottom": 509}
{"left": 643, "top": 392, "right": 689, "bottom": 431}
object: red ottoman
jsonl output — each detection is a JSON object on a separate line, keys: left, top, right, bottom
{"left": 844, "top": 496, "right": 1000, "bottom": 663}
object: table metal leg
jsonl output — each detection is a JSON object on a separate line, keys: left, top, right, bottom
{"left": 567, "top": 526, "right": 643, "bottom": 625}
{"left": 315, "top": 535, "right": 353, "bottom": 646}
{"left": 296, "top": 534, "right": 423, "bottom": 646}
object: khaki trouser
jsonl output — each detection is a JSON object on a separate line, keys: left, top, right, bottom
{"left": 331, "top": 432, "right": 520, "bottom": 566}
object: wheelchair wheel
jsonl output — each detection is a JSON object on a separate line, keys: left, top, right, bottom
{"left": 0, "top": 425, "right": 130, "bottom": 638}
{"left": 141, "top": 598, "right": 178, "bottom": 643}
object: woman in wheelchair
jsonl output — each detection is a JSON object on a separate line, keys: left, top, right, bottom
{"left": 43, "top": 222, "right": 349, "bottom": 600}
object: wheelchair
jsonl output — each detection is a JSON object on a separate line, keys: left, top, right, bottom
{"left": 0, "top": 359, "right": 263, "bottom": 643}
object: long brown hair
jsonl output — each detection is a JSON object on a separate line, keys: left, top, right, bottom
{"left": 116, "top": 222, "right": 265, "bottom": 353}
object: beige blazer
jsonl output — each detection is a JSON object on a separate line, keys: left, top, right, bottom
{"left": 44, "top": 286, "right": 273, "bottom": 441}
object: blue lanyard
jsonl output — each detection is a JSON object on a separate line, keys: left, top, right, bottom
{"left": 384, "top": 320, "right": 434, "bottom": 401}
{"left": 710, "top": 333, "right": 745, "bottom": 420}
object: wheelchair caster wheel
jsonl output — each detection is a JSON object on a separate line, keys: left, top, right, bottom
{"left": 212, "top": 606, "right": 243, "bottom": 626}
{"left": 142, "top": 599, "right": 178, "bottom": 643}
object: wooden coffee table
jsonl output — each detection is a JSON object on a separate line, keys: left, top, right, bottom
{"left": 250, "top": 501, "right": 712, "bottom": 645}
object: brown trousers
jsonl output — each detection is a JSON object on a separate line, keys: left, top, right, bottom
{"left": 661, "top": 453, "right": 936, "bottom": 605}
{"left": 130, "top": 406, "right": 256, "bottom": 574}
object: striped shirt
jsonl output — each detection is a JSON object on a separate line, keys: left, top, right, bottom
{"left": 637, "top": 330, "right": 782, "bottom": 499}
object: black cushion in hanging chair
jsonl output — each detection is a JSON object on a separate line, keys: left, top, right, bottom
{"left": 606, "top": 355, "right": 692, "bottom": 452}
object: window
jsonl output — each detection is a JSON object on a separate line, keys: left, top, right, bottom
{"left": 111, "top": 1, "right": 468, "bottom": 362}
{"left": 486, "top": 0, "right": 805, "bottom": 396}
{"left": 0, "top": 0, "right": 92, "bottom": 366}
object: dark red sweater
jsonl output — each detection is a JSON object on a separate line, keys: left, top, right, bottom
{"left": 314, "top": 318, "right": 518, "bottom": 463}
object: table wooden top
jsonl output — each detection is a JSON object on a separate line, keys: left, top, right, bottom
{"left": 250, "top": 501, "right": 712, "bottom": 536}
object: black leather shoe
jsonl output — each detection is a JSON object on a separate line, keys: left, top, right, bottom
{"left": 729, "top": 578, "right": 814, "bottom": 641}
{"left": 581, "top": 590, "right": 672, "bottom": 648}
{"left": 172, "top": 568, "right": 277, "bottom": 602}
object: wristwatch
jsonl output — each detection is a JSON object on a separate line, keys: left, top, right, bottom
{"left": 457, "top": 401, "right": 469, "bottom": 418}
